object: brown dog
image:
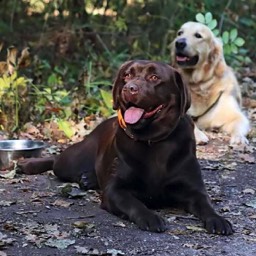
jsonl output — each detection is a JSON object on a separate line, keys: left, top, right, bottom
{"left": 19, "top": 60, "right": 233, "bottom": 235}
{"left": 171, "top": 22, "right": 250, "bottom": 145}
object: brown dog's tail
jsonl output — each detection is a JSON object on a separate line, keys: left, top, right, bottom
{"left": 17, "top": 156, "right": 57, "bottom": 175}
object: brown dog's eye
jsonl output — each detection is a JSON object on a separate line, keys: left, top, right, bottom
{"left": 177, "top": 30, "right": 183, "bottom": 36}
{"left": 195, "top": 33, "right": 202, "bottom": 38}
{"left": 149, "top": 75, "right": 159, "bottom": 81}
{"left": 124, "top": 73, "right": 132, "bottom": 80}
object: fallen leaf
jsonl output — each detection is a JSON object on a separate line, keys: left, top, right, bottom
{"left": 186, "top": 225, "right": 205, "bottom": 232}
{"left": 113, "top": 221, "right": 126, "bottom": 228}
{"left": 243, "top": 237, "right": 256, "bottom": 242}
{"left": 0, "top": 169, "right": 16, "bottom": 179}
{"left": 202, "top": 162, "right": 222, "bottom": 171}
{"left": 25, "top": 234, "right": 38, "bottom": 243}
{"left": 45, "top": 145, "right": 61, "bottom": 154}
{"left": 45, "top": 238, "right": 75, "bottom": 250}
{"left": 72, "top": 221, "right": 94, "bottom": 230}
{"left": 244, "top": 199, "right": 256, "bottom": 209}
{"left": 51, "top": 199, "right": 73, "bottom": 208}
{"left": 107, "top": 248, "right": 125, "bottom": 255}
{"left": 0, "top": 200, "right": 16, "bottom": 206}
{"left": 220, "top": 206, "right": 231, "bottom": 212}
{"left": 0, "top": 232, "right": 15, "bottom": 248}
{"left": 16, "top": 210, "right": 40, "bottom": 216}
{"left": 59, "top": 184, "right": 87, "bottom": 198}
{"left": 223, "top": 162, "right": 237, "bottom": 171}
{"left": 75, "top": 246, "right": 101, "bottom": 255}
{"left": 183, "top": 243, "right": 207, "bottom": 250}
{"left": 243, "top": 188, "right": 255, "bottom": 194}
{"left": 249, "top": 214, "right": 256, "bottom": 219}
{"left": 238, "top": 153, "right": 255, "bottom": 163}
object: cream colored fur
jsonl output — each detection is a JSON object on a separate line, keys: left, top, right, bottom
{"left": 171, "top": 22, "right": 250, "bottom": 145}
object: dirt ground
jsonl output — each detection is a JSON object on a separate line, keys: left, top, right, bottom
{"left": 0, "top": 133, "right": 256, "bottom": 256}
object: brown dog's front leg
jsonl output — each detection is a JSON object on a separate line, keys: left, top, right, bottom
{"left": 188, "top": 193, "right": 233, "bottom": 235}
{"left": 17, "top": 156, "right": 55, "bottom": 174}
{"left": 101, "top": 182, "right": 166, "bottom": 233}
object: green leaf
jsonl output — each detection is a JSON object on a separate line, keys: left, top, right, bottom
{"left": 230, "top": 29, "right": 238, "bottom": 42}
{"left": 244, "top": 56, "right": 252, "bottom": 64}
{"left": 239, "top": 17, "right": 254, "bottom": 27}
{"left": 230, "top": 44, "right": 238, "bottom": 54}
{"left": 205, "top": 12, "right": 213, "bottom": 24}
{"left": 59, "top": 95, "right": 71, "bottom": 105}
{"left": 14, "top": 77, "right": 26, "bottom": 87}
{"left": 195, "top": 13, "right": 205, "bottom": 24}
{"left": 115, "top": 17, "right": 128, "bottom": 32}
{"left": 234, "top": 37, "right": 245, "bottom": 47}
{"left": 208, "top": 19, "right": 217, "bottom": 30}
{"left": 222, "top": 31, "right": 229, "bottom": 44}
{"left": 47, "top": 73, "right": 58, "bottom": 86}
{"left": 0, "top": 77, "right": 9, "bottom": 91}
{"left": 57, "top": 120, "right": 74, "bottom": 139}
{"left": 10, "top": 72, "right": 17, "bottom": 81}
{"left": 223, "top": 44, "right": 231, "bottom": 55}
{"left": 213, "top": 29, "right": 220, "bottom": 36}
{"left": 44, "top": 87, "right": 52, "bottom": 94}
{"left": 100, "top": 89, "right": 113, "bottom": 109}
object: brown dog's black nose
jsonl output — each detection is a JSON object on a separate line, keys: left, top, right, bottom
{"left": 123, "top": 83, "right": 139, "bottom": 95}
{"left": 175, "top": 38, "right": 186, "bottom": 50}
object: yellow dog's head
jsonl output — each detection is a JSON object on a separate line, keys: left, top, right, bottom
{"left": 171, "top": 21, "right": 226, "bottom": 77}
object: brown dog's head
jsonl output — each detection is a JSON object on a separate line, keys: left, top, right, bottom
{"left": 171, "top": 22, "right": 226, "bottom": 82}
{"left": 112, "top": 60, "right": 190, "bottom": 141}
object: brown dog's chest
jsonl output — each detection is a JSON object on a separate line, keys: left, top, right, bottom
{"left": 114, "top": 127, "right": 192, "bottom": 204}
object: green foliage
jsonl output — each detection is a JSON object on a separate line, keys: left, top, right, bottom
{"left": 195, "top": 12, "right": 251, "bottom": 66}
{"left": 196, "top": 12, "right": 218, "bottom": 33}
{"left": 0, "top": 72, "right": 31, "bottom": 132}
{"left": 0, "top": 1, "right": 255, "bottom": 137}
{"left": 57, "top": 119, "right": 74, "bottom": 139}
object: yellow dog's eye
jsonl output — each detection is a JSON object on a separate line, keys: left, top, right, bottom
{"left": 195, "top": 33, "right": 202, "bottom": 38}
{"left": 177, "top": 31, "right": 183, "bottom": 36}
{"left": 149, "top": 75, "right": 159, "bottom": 81}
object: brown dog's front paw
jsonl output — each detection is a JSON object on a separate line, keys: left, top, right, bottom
{"left": 135, "top": 212, "right": 167, "bottom": 233}
{"left": 204, "top": 215, "right": 233, "bottom": 235}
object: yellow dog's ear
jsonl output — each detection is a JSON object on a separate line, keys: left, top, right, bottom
{"left": 208, "top": 38, "right": 226, "bottom": 77}
{"left": 170, "top": 40, "right": 178, "bottom": 67}
{"left": 112, "top": 60, "right": 134, "bottom": 110}
{"left": 171, "top": 67, "right": 191, "bottom": 115}
{"left": 170, "top": 41, "right": 175, "bottom": 66}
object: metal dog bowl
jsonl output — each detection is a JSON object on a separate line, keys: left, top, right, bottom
{"left": 0, "top": 140, "right": 46, "bottom": 169}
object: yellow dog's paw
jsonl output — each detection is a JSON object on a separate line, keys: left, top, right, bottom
{"left": 230, "top": 135, "right": 249, "bottom": 146}
{"left": 194, "top": 126, "right": 209, "bottom": 145}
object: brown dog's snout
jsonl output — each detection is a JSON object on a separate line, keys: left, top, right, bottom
{"left": 122, "top": 82, "right": 139, "bottom": 103}
{"left": 123, "top": 83, "right": 139, "bottom": 95}
{"left": 175, "top": 38, "right": 187, "bottom": 51}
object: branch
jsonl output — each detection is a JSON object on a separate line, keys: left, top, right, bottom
{"left": 219, "top": 0, "right": 233, "bottom": 33}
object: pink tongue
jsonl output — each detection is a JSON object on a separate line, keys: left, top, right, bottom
{"left": 124, "top": 107, "right": 144, "bottom": 124}
{"left": 176, "top": 56, "right": 188, "bottom": 62}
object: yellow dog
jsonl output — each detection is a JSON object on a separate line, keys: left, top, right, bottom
{"left": 171, "top": 21, "right": 250, "bottom": 145}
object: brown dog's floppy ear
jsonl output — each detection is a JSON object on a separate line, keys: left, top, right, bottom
{"left": 112, "top": 60, "right": 134, "bottom": 110}
{"left": 172, "top": 68, "right": 191, "bottom": 115}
